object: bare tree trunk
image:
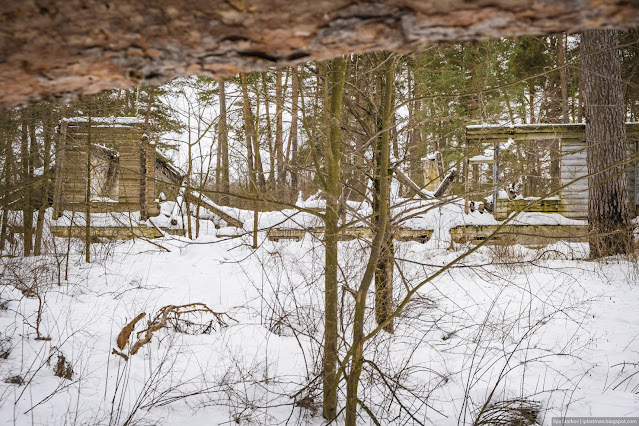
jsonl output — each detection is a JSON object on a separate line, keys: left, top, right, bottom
{"left": 528, "top": 82, "right": 536, "bottom": 124}
{"left": 558, "top": 33, "right": 569, "bottom": 123}
{"left": 240, "top": 73, "right": 261, "bottom": 247}
{"left": 186, "top": 114, "right": 193, "bottom": 240}
{"left": 373, "top": 54, "right": 395, "bottom": 334}
{"left": 218, "top": 79, "right": 230, "bottom": 204}
{"left": 85, "top": 115, "right": 92, "bottom": 263}
{"left": 34, "top": 106, "right": 52, "bottom": 255}
{"left": 275, "top": 70, "right": 285, "bottom": 194}
{"left": 289, "top": 67, "right": 300, "bottom": 193}
{"left": 0, "top": 121, "right": 13, "bottom": 251}
{"left": 322, "top": 56, "right": 346, "bottom": 421}
{"left": 578, "top": 75, "right": 584, "bottom": 123}
{"left": 215, "top": 122, "right": 221, "bottom": 192}
{"left": 241, "top": 73, "right": 266, "bottom": 192}
{"left": 20, "top": 112, "right": 32, "bottom": 256}
{"left": 52, "top": 106, "right": 67, "bottom": 219}
{"left": 408, "top": 77, "right": 423, "bottom": 185}
{"left": 582, "top": 29, "right": 631, "bottom": 257}
{"left": 345, "top": 54, "right": 394, "bottom": 426}
{"left": 241, "top": 73, "right": 255, "bottom": 191}
{"left": 262, "top": 72, "right": 275, "bottom": 190}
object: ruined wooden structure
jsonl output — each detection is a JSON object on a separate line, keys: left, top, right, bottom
{"left": 266, "top": 223, "right": 589, "bottom": 246}
{"left": 465, "top": 123, "right": 639, "bottom": 220}
{"left": 51, "top": 120, "right": 248, "bottom": 239}
{"left": 53, "top": 117, "right": 166, "bottom": 219}
{"left": 155, "top": 150, "right": 184, "bottom": 201}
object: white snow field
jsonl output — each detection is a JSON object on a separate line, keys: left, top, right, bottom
{"left": 0, "top": 223, "right": 638, "bottom": 425}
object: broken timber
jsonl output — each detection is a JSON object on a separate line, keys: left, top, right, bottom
{"left": 267, "top": 224, "right": 590, "bottom": 246}
{"left": 184, "top": 190, "right": 244, "bottom": 228}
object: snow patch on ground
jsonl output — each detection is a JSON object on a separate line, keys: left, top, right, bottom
{"left": 0, "top": 231, "right": 638, "bottom": 425}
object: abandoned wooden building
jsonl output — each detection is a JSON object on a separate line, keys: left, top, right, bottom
{"left": 49, "top": 116, "right": 247, "bottom": 240}
{"left": 52, "top": 117, "right": 183, "bottom": 220}
{"left": 465, "top": 122, "right": 639, "bottom": 220}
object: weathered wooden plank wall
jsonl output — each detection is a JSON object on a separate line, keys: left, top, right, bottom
{"left": 57, "top": 120, "right": 158, "bottom": 215}
{"left": 560, "top": 139, "right": 589, "bottom": 219}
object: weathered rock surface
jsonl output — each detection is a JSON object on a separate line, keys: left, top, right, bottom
{"left": 1, "top": 0, "right": 639, "bottom": 108}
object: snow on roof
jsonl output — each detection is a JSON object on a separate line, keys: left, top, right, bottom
{"left": 93, "top": 143, "right": 119, "bottom": 157}
{"left": 469, "top": 154, "right": 493, "bottom": 162}
{"left": 421, "top": 151, "right": 440, "bottom": 161}
{"left": 466, "top": 121, "right": 639, "bottom": 130}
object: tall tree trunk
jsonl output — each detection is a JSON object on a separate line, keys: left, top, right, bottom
{"left": 0, "top": 122, "right": 13, "bottom": 251}
{"left": 85, "top": 115, "right": 92, "bottom": 263}
{"left": 408, "top": 77, "right": 423, "bottom": 186}
{"left": 528, "top": 82, "right": 536, "bottom": 124}
{"left": 240, "top": 73, "right": 261, "bottom": 247}
{"left": 20, "top": 112, "right": 32, "bottom": 256}
{"left": 218, "top": 79, "right": 230, "bottom": 205}
{"left": 345, "top": 54, "right": 394, "bottom": 426}
{"left": 373, "top": 54, "right": 395, "bottom": 334}
{"left": 322, "top": 56, "right": 346, "bottom": 421}
{"left": 289, "top": 67, "right": 300, "bottom": 193}
{"left": 34, "top": 107, "right": 52, "bottom": 255}
{"left": 262, "top": 72, "right": 275, "bottom": 190}
{"left": 275, "top": 70, "right": 285, "bottom": 193}
{"left": 582, "top": 29, "right": 631, "bottom": 257}
{"left": 578, "top": 75, "right": 584, "bottom": 123}
{"left": 240, "top": 73, "right": 266, "bottom": 192}
{"left": 240, "top": 74, "right": 255, "bottom": 191}
{"left": 253, "top": 86, "right": 267, "bottom": 192}
{"left": 215, "top": 121, "right": 221, "bottom": 193}
{"left": 186, "top": 113, "right": 193, "bottom": 240}
{"left": 558, "top": 33, "right": 569, "bottom": 123}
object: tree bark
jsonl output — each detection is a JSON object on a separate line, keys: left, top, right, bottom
{"left": 345, "top": 54, "right": 394, "bottom": 426}
{"left": 85, "top": 114, "right": 92, "bottom": 263}
{"left": 240, "top": 73, "right": 266, "bottom": 192}
{"left": 240, "top": 73, "right": 256, "bottom": 192}
{"left": 289, "top": 67, "right": 300, "bottom": 193}
{"left": 373, "top": 53, "right": 395, "bottom": 334}
{"left": 322, "top": 56, "right": 346, "bottom": 421}
{"left": 528, "top": 82, "right": 536, "bottom": 125}
{"left": 408, "top": 76, "right": 423, "bottom": 186}
{"left": 218, "top": 79, "right": 230, "bottom": 205}
{"left": 558, "top": 33, "right": 569, "bottom": 124}
{"left": 262, "top": 72, "right": 275, "bottom": 190}
{"left": 581, "top": 29, "right": 631, "bottom": 257}
{"left": 20, "top": 112, "right": 32, "bottom": 256}
{"left": 275, "top": 69, "right": 285, "bottom": 193}
{"left": 34, "top": 106, "right": 53, "bottom": 256}
{"left": 0, "top": 117, "right": 13, "bottom": 251}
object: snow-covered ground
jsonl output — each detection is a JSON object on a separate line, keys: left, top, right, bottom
{"left": 0, "top": 226, "right": 638, "bottom": 425}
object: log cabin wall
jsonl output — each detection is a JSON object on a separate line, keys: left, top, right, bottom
{"left": 55, "top": 117, "right": 159, "bottom": 216}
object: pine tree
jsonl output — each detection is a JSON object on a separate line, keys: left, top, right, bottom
{"left": 581, "top": 29, "right": 631, "bottom": 257}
